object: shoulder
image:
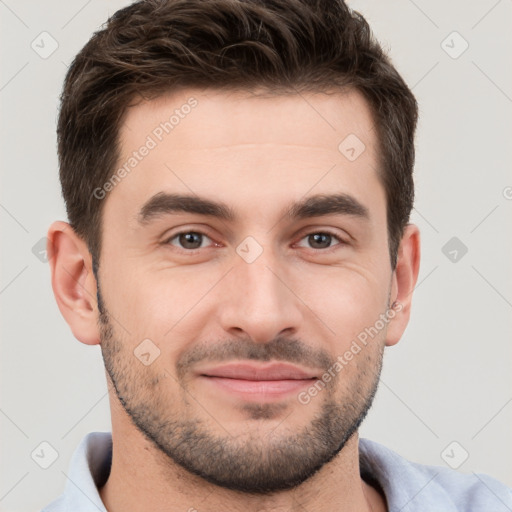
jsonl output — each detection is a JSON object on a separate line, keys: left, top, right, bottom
{"left": 359, "top": 438, "right": 512, "bottom": 511}
{"left": 41, "top": 432, "right": 112, "bottom": 512}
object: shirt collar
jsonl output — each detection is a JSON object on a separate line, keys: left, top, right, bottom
{"left": 48, "top": 433, "right": 496, "bottom": 512}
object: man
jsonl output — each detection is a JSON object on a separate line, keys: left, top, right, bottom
{"left": 43, "top": 0, "right": 511, "bottom": 510}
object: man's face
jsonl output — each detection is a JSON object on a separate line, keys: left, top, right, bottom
{"left": 97, "top": 88, "right": 395, "bottom": 492}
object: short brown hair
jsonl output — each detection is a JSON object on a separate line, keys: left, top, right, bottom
{"left": 57, "top": 0, "right": 418, "bottom": 269}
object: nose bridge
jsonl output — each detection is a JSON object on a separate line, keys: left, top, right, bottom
{"left": 239, "top": 254, "right": 283, "bottom": 307}
{"left": 219, "top": 239, "right": 302, "bottom": 341}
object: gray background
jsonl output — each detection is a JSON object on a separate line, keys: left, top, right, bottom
{"left": 1, "top": 0, "right": 511, "bottom": 510}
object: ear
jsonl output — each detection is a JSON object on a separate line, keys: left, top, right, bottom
{"left": 385, "top": 223, "right": 421, "bottom": 347}
{"left": 47, "top": 221, "right": 101, "bottom": 345}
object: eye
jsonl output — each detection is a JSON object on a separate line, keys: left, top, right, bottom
{"left": 296, "top": 231, "right": 346, "bottom": 250}
{"left": 166, "top": 231, "right": 214, "bottom": 250}
{"left": 164, "top": 229, "right": 346, "bottom": 253}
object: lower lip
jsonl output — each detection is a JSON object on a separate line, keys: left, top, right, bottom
{"left": 201, "top": 376, "right": 314, "bottom": 400}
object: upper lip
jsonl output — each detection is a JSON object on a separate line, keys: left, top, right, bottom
{"left": 199, "top": 362, "right": 319, "bottom": 381}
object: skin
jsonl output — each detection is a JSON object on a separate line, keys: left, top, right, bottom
{"left": 48, "top": 88, "right": 420, "bottom": 512}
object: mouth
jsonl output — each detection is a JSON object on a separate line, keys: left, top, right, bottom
{"left": 197, "top": 362, "right": 319, "bottom": 401}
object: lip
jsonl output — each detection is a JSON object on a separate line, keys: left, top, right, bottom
{"left": 198, "top": 362, "right": 319, "bottom": 381}
{"left": 197, "top": 362, "right": 319, "bottom": 401}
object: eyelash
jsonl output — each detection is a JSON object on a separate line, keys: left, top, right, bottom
{"left": 164, "top": 229, "right": 347, "bottom": 253}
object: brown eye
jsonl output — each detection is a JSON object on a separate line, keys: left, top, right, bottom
{"left": 296, "top": 231, "right": 345, "bottom": 250}
{"left": 167, "top": 231, "right": 212, "bottom": 250}
{"left": 308, "top": 233, "right": 332, "bottom": 249}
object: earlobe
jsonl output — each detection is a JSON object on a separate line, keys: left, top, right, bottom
{"left": 385, "top": 223, "right": 421, "bottom": 347}
{"left": 47, "top": 221, "right": 101, "bottom": 346}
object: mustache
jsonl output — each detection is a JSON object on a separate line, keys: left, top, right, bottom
{"left": 176, "top": 336, "right": 333, "bottom": 379}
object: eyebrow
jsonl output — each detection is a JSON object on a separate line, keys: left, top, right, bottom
{"left": 138, "top": 192, "right": 369, "bottom": 224}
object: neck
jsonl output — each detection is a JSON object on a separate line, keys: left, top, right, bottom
{"left": 99, "top": 420, "right": 386, "bottom": 512}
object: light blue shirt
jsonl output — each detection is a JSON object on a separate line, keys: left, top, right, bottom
{"left": 42, "top": 432, "right": 512, "bottom": 511}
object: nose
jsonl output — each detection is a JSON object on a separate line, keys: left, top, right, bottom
{"left": 218, "top": 246, "right": 303, "bottom": 344}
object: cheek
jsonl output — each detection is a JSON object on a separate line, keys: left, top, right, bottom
{"left": 294, "top": 265, "right": 390, "bottom": 344}
{"left": 101, "top": 266, "right": 222, "bottom": 348}
{"left": 101, "top": 244, "right": 391, "bottom": 359}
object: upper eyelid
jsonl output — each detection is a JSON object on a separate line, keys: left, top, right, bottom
{"left": 294, "top": 226, "right": 348, "bottom": 240}
{"left": 161, "top": 217, "right": 353, "bottom": 239}
{"left": 162, "top": 225, "right": 216, "bottom": 241}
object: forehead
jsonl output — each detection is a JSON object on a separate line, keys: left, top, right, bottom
{"left": 105, "top": 87, "right": 384, "bottom": 227}
{"left": 122, "top": 87, "right": 377, "bottom": 148}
